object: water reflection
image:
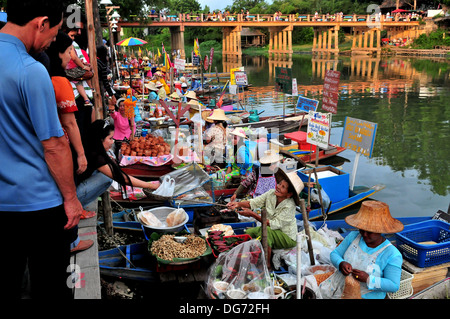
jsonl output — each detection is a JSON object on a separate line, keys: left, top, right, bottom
{"left": 213, "top": 54, "right": 450, "bottom": 213}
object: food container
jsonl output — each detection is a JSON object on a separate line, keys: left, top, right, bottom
{"left": 137, "top": 207, "right": 189, "bottom": 237}
{"left": 226, "top": 289, "right": 247, "bottom": 299}
{"left": 264, "top": 286, "right": 286, "bottom": 299}
{"left": 213, "top": 281, "right": 233, "bottom": 294}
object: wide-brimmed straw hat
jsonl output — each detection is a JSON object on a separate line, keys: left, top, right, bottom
{"left": 155, "top": 81, "right": 163, "bottom": 88}
{"left": 274, "top": 169, "right": 303, "bottom": 206}
{"left": 201, "top": 109, "right": 214, "bottom": 123}
{"left": 169, "top": 92, "right": 180, "bottom": 101}
{"left": 345, "top": 200, "right": 404, "bottom": 234}
{"left": 260, "top": 150, "right": 283, "bottom": 164}
{"left": 229, "top": 127, "right": 246, "bottom": 139}
{"left": 145, "top": 82, "right": 159, "bottom": 91}
{"left": 187, "top": 99, "right": 205, "bottom": 111}
{"left": 185, "top": 90, "right": 198, "bottom": 100}
{"left": 207, "top": 108, "right": 230, "bottom": 122}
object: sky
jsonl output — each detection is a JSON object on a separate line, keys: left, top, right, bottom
{"left": 197, "top": 0, "right": 235, "bottom": 11}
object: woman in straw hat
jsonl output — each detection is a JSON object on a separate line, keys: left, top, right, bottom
{"left": 155, "top": 81, "right": 167, "bottom": 100}
{"left": 223, "top": 127, "right": 256, "bottom": 182}
{"left": 230, "top": 149, "right": 283, "bottom": 202}
{"left": 145, "top": 82, "right": 160, "bottom": 102}
{"left": 316, "top": 200, "right": 404, "bottom": 299}
{"left": 203, "top": 108, "right": 230, "bottom": 165}
{"left": 227, "top": 170, "right": 304, "bottom": 265}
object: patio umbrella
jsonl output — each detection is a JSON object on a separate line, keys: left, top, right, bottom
{"left": 116, "top": 37, "right": 148, "bottom": 46}
{"left": 392, "top": 9, "right": 409, "bottom": 13}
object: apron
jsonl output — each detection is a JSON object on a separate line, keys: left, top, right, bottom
{"left": 318, "top": 234, "right": 391, "bottom": 299}
{"left": 251, "top": 173, "right": 276, "bottom": 198}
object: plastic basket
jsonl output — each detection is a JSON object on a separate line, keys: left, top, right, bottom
{"left": 395, "top": 220, "right": 450, "bottom": 268}
{"left": 387, "top": 269, "right": 414, "bottom": 299}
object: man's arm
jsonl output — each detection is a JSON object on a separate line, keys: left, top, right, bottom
{"left": 42, "top": 136, "right": 82, "bottom": 230}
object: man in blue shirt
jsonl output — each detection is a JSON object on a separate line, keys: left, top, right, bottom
{"left": 0, "top": 0, "right": 83, "bottom": 299}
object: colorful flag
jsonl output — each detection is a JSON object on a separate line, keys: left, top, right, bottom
{"left": 216, "top": 80, "right": 230, "bottom": 107}
{"left": 194, "top": 38, "right": 200, "bottom": 56}
{"left": 157, "top": 48, "right": 161, "bottom": 58}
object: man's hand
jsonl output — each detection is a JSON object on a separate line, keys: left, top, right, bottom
{"left": 63, "top": 196, "right": 83, "bottom": 230}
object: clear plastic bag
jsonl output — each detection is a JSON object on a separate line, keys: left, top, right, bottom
{"left": 152, "top": 176, "right": 175, "bottom": 197}
{"left": 204, "top": 240, "right": 275, "bottom": 299}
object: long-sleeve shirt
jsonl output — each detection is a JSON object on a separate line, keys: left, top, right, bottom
{"left": 249, "top": 189, "right": 297, "bottom": 241}
{"left": 330, "top": 230, "right": 402, "bottom": 299}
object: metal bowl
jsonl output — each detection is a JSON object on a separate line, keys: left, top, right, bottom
{"left": 137, "top": 207, "right": 188, "bottom": 234}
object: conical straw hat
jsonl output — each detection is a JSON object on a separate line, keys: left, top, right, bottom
{"left": 145, "top": 82, "right": 159, "bottom": 91}
{"left": 185, "top": 90, "right": 197, "bottom": 100}
{"left": 260, "top": 150, "right": 283, "bottom": 164}
{"left": 207, "top": 108, "right": 230, "bottom": 122}
{"left": 229, "top": 127, "right": 246, "bottom": 138}
{"left": 274, "top": 169, "right": 304, "bottom": 206}
{"left": 345, "top": 200, "right": 404, "bottom": 234}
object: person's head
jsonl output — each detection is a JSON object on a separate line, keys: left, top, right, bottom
{"left": 274, "top": 170, "right": 303, "bottom": 205}
{"left": 345, "top": 201, "right": 404, "bottom": 247}
{"left": 97, "top": 44, "right": 108, "bottom": 63}
{"left": 116, "top": 98, "right": 125, "bottom": 113}
{"left": 46, "top": 31, "right": 73, "bottom": 76}
{"left": 88, "top": 119, "right": 115, "bottom": 153}
{"left": 5, "top": 0, "right": 64, "bottom": 54}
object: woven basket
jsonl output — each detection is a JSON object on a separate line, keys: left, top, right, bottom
{"left": 387, "top": 269, "right": 414, "bottom": 299}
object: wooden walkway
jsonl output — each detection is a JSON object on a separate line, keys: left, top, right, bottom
{"left": 70, "top": 200, "right": 101, "bottom": 299}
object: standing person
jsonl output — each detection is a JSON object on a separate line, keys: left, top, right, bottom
{"left": 97, "top": 44, "right": 117, "bottom": 106}
{"left": 0, "top": 0, "right": 82, "bottom": 299}
{"left": 110, "top": 98, "right": 135, "bottom": 158}
{"left": 46, "top": 31, "right": 94, "bottom": 253}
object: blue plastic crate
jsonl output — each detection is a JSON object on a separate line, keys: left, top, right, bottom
{"left": 395, "top": 220, "right": 450, "bottom": 268}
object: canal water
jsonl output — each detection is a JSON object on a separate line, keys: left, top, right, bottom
{"left": 214, "top": 54, "right": 450, "bottom": 218}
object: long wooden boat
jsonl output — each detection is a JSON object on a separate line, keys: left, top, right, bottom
{"left": 229, "top": 114, "right": 309, "bottom": 134}
{"left": 295, "top": 184, "right": 386, "bottom": 221}
{"left": 410, "top": 277, "right": 450, "bottom": 299}
{"left": 99, "top": 242, "right": 159, "bottom": 282}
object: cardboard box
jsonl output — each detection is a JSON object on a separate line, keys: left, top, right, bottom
{"left": 297, "top": 165, "right": 349, "bottom": 202}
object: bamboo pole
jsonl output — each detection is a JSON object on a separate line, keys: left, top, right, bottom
{"left": 300, "top": 199, "right": 315, "bottom": 265}
{"left": 85, "top": 0, "right": 103, "bottom": 119}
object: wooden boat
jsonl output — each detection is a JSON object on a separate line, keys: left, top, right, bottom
{"left": 410, "top": 277, "right": 450, "bottom": 299}
{"left": 99, "top": 242, "right": 159, "bottom": 282}
{"left": 229, "top": 113, "right": 309, "bottom": 134}
{"left": 295, "top": 184, "right": 386, "bottom": 221}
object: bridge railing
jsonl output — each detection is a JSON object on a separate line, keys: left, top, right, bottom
{"left": 142, "top": 13, "right": 415, "bottom": 23}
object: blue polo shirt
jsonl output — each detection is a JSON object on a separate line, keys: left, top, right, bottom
{"left": 0, "top": 33, "right": 65, "bottom": 211}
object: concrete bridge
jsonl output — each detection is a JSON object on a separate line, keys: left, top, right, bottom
{"left": 112, "top": 13, "right": 421, "bottom": 60}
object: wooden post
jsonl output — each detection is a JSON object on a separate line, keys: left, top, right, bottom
{"left": 300, "top": 199, "right": 315, "bottom": 265}
{"left": 85, "top": 0, "right": 103, "bottom": 120}
{"left": 261, "top": 208, "right": 269, "bottom": 266}
{"left": 101, "top": 192, "right": 113, "bottom": 236}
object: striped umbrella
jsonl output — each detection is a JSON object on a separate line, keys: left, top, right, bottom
{"left": 116, "top": 37, "right": 147, "bottom": 46}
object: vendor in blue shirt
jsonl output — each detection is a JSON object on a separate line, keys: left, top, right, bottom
{"left": 145, "top": 81, "right": 160, "bottom": 102}
{"left": 317, "top": 200, "right": 404, "bottom": 299}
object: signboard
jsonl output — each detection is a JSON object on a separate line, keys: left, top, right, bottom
{"left": 275, "top": 67, "right": 292, "bottom": 94}
{"left": 192, "top": 55, "right": 200, "bottom": 66}
{"left": 296, "top": 96, "right": 319, "bottom": 113}
{"left": 322, "top": 70, "right": 340, "bottom": 114}
{"left": 230, "top": 67, "right": 244, "bottom": 85}
{"left": 340, "top": 117, "right": 378, "bottom": 158}
{"left": 203, "top": 56, "right": 209, "bottom": 71}
{"left": 234, "top": 71, "right": 248, "bottom": 86}
{"left": 174, "top": 58, "right": 185, "bottom": 71}
{"left": 209, "top": 47, "right": 214, "bottom": 66}
{"left": 292, "top": 78, "right": 298, "bottom": 96}
{"left": 306, "top": 111, "right": 332, "bottom": 149}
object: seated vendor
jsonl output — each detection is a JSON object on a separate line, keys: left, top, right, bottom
{"left": 226, "top": 169, "right": 303, "bottom": 266}
{"left": 316, "top": 200, "right": 404, "bottom": 299}
{"left": 204, "top": 108, "right": 229, "bottom": 165}
{"left": 230, "top": 149, "right": 283, "bottom": 202}
{"left": 224, "top": 128, "right": 256, "bottom": 181}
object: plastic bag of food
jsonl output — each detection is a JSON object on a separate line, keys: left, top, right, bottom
{"left": 138, "top": 211, "right": 163, "bottom": 227}
{"left": 152, "top": 176, "right": 175, "bottom": 197}
{"left": 341, "top": 274, "right": 362, "bottom": 299}
{"left": 166, "top": 208, "right": 186, "bottom": 227}
{"left": 204, "top": 240, "right": 275, "bottom": 299}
